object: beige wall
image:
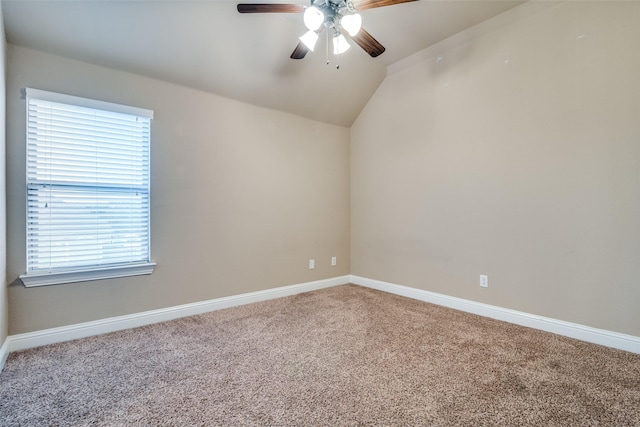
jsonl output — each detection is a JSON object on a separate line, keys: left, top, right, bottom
{"left": 0, "top": 4, "right": 8, "bottom": 346}
{"left": 6, "top": 45, "right": 350, "bottom": 334}
{"left": 351, "top": 2, "right": 640, "bottom": 336}
{"left": 5, "top": 2, "right": 640, "bottom": 340}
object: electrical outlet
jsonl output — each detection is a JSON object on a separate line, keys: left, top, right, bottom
{"left": 480, "top": 275, "right": 489, "bottom": 288}
{"left": 331, "top": 256, "right": 337, "bottom": 266}
{"left": 309, "top": 259, "right": 315, "bottom": 269}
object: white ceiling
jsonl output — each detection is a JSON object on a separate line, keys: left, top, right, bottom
{"left": 2, "top": 0, "right": 524, "bottom": 126}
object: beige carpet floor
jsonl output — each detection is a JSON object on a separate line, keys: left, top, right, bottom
{"left": 1, "top": 284, "right": 639, "bottom": 426}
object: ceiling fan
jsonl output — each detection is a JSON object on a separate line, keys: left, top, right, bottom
{"left": 237, "top": 0, "right": 417, "bottom": 60}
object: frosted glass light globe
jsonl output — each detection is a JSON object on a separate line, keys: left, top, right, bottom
{"left": 333, "top": 33, "right": 351, "bottom": 55}
{"left": 341, "top": 13, "right": 362, "bottom": 37}
{"left": 299, "top": 30, "right": 319, "bottom": 51}
{"left": 303, "top": 6, "right": 324, "bottom": 31}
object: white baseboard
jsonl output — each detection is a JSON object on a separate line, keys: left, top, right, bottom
{"left": 0, "top": 337, "right": 10, "bottom": 373}
{"left": 8, "top": 275, "right": 350, "bottom": 353}
{"left": 6, "top": 274, "right": 639, "bottom": 359}
{"left": 350, "top": 275, "right": 640, "bottom": 354}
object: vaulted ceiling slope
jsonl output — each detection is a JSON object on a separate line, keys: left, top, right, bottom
{"left": 2, "top": 0, "right": 523, "bottom": 126}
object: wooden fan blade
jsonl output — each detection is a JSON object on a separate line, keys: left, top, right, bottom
{"left": 237, "top": 3, "right": 304, "bottom": 13}
{"left": 290, "top": 41, "right": 309, "bottom": 59}
{"left": 352, "top": 0, "right": 417, "bottom": 11}
{"left": 351, "top": 28, "right": 385, "bottom": 57}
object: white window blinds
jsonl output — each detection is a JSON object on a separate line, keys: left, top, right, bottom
{"left": 23, "top": 88, "right": 154, "bottom": 285}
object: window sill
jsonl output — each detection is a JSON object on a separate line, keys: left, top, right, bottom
{"left": 19, "top": 263, "right": 156, "bottom": 287}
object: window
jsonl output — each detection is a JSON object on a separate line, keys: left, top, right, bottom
{"left": 20, "top": 88, "right": 155, "bottom": 287}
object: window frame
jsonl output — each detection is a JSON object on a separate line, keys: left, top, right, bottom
{"left": 19, "top": 88, "right": 156, "bottom": 287}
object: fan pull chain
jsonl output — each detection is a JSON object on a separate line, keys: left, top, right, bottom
{"left": 326, "top": 30, "right": 330, "bottom": 65}
{"left": 325, "top": 30, "right": 340, "bottom": 70}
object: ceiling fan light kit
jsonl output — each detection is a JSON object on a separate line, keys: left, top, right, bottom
{"left": 237, "top": 0, "right": 417, "bottom": 60}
